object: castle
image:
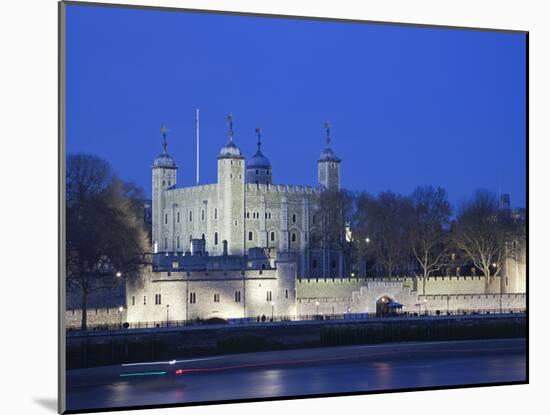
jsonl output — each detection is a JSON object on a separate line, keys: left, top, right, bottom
{"left": 150, "top": 117, "right": 342, "bottom": 279}
{"left": 107, "top": 116, "right": 526, "bottom": 326}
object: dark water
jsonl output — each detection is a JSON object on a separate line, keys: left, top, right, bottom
{"left": 66, "top": 339, "right": 526, "bottom": 412}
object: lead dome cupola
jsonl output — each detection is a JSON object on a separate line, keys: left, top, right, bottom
{"left": 247, "top": 128, "right": 271, "bottom": 169}
{"left": 218, "top": 114, "right": 243, "bottom": 158}
{"left": 153, "top": 126, "right": 177, "bottom": 169}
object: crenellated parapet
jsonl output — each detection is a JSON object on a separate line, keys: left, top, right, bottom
{"left": 245, "top": 183, "right": 322, "bottom": 194}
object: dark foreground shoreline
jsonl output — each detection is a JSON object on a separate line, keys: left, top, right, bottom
{"left": 66, "top": 313, "right": 526, "bottom": 369}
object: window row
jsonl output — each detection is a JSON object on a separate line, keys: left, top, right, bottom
{"left": 165, "top": 210, "right": 319, "bottom": 226}
{"left": 130, "top": 295, "right": 163, "bottom": 306}
{"left": 185, "top": 291, "right": 277, "bottom": 304}
{"left": 246, "top": 211, "right": 275, "bottom": 219}
{"left": 131, "top": 291, "right": 292, "bottom": 306}
{"left": 165, "top": 208, "right": 219, "bottom": 225}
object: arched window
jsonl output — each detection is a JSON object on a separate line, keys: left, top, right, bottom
{"left": 176, "top": 211, "right": 180, "bottom": 223}
{"left": 248, "top": 231, "right": 253, "bottom": 241}
{"left": 292, "top": 214, "right": 297, "bottom": 223}
{"left": 189, "top": 234, "right": 192, "bottom": 243}
{"left": 189, "top": 210, "right": 193, "bottom": 222}
{"left": 291, "top": 233, "right": 297, "bottom": 242}
{"left": 176, "top": 236, "right": 180, "bottom": 249}
{"left": 270, "top": 231, "right": 275, "bottom": 242}
{"left": 214, "top": 208, "right": 218, "bottom": 220}
{"left": 214, "top": 232, "right": 219, "bottom": 245}
{"left": 201, "top": 209, "right": 205, "bottom": 221}
{"left": 164, "top": 237, "right": 168, "bottom": 250}
{"left": 164, "top": 213, "right": 168, "bottom": 225}
{"left": 201, "top": 233, "right": 205, "bottom": 240}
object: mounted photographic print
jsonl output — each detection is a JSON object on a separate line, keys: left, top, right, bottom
{"left": 58, "top": 1, "right": 528, "bottom": 413}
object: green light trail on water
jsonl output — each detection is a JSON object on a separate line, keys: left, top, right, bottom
{"left": 119, "top": 371, "right": 167, "bottom": 377}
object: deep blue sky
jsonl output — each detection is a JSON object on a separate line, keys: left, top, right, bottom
{"left": 66, "top": 4, "right": 526, "bottom": 208}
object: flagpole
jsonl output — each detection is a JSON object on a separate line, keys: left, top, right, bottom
{"left": 196, "top": 108, "right": 200, "bottom": 185}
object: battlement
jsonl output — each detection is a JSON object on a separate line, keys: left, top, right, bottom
{"left": 245, "top": 183, "right": 321, "bottom": 194}
{"left": 422, "top": 275, "right": 490, "bottom": 282}
{"left": 419, "top": 293, "right": 525, "bottom": 301}
{"left": 165, "top": 183, "right": 218, "bottom": 197}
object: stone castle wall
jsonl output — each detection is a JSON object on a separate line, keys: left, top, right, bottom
{"left": 66, "top": 307, "right": 127, "bottom": 328}
{"left": 66, "top": 271, "right": 526, "bottom": 328}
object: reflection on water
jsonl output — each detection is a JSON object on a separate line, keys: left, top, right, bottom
{"left": 67, "top": 346, "right": 526, "bottom": 411}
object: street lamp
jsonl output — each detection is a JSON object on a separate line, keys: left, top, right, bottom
{"left": 116, "top": 272, "right": 122, "bottom": 278}
{"left": 365, "top": 237, "right": 370, "bottom": 244}
{"left": 118, "top": 306, "right": 123, "bottom": 328}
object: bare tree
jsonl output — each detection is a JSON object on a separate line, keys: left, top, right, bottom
{"left": 451, "top": 189, "right": 509, "bottom": 292}
{"left": 355, "top": 191, "right": 414, "bottom": 277}
{"left": 66, "top": 154, "right": 149, "bottom": 330}
{"left": 316, "top": 189, "right": 355, "bottom": 277}
{"left": 410, "top": 186, "right": 452, "bottom": 279}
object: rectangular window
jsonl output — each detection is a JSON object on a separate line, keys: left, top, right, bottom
{"left": 154, "top": 294, "right": 162, "bottom": 305}
{"left": 285, "top": 289, "right": 288, "bottom": 299}
{"left": 266, "top": 291, "right": 272, "bottom": 301}
{"left": 131, "top": 296, "right": 135, "bottom": 306}
{"left": 214, "top": 293, "right": 220, "bottom": 303}
{"left": 189, "top": 292, "right": 196, "bottom": 304}
{"left": 143, "top": 296, "right": 147, "bottom": 305}
{"left": 164, "top": 213, "right": 168, "bottom": 224}
{"left": 177, "top": 211, "right": 180, "bottom": 223}
{"left": 235, "top": 291, "right": 241, "bottom": 302}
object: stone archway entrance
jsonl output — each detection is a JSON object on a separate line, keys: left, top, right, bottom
{"left": 376, "top": 296, "right": 393, "bottom": 317}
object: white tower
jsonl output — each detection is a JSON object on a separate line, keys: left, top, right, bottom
{"left": 152, "top": 126, "right": 177, "bottom": 253}
{"left": 317, "top": 121, "right": 341, "bottom": 190}
{"left": 217, "top": 114, "right": 245, "bottom": 255}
